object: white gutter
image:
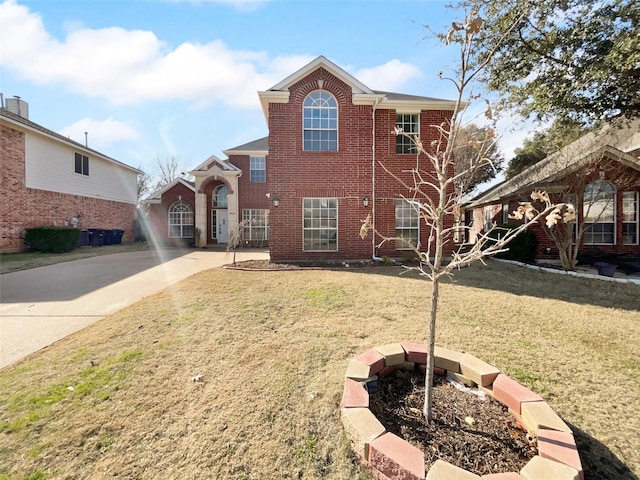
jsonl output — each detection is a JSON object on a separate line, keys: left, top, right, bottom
{"left": 371, "top": 97, "right": 382, "bottom": 261}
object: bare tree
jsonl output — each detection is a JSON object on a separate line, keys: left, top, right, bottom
{"left": 137, "top": 168, "right": 153, "bottom": 204}
{"left": 360, "top": 8, "right": 575, "bottom": 421}
{"left": 226, "top": 221, "right": 247, "bottom": 266}
{"left": 153, "top": 155, "right": 191, "bottom": 190}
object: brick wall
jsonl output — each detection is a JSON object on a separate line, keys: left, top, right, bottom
{"left": 145, "top": 182, "right": 196, "bottom": 247}
{"left": 267, "top": 67, "right": 454, "bottom": 262}
{"left": 1, "top": 123, "right": 137, "bottom": 252}
{"left": 472, "top": 158, "right": 640, "bottom": 261}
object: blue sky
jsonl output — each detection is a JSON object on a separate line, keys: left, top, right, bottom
{"left": 1, "top": 0, "right": 531, "bottom": 184}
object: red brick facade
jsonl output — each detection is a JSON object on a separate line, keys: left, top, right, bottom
{"left": 143, "top": 56, "right": 457, "bottom": 262}
{"left": 145, "top": 181, "right": 196, "bottom": 247}
{"left": 469, "top": 156, "right": 640, "bottom": 261}
{"left": 1, "top": 122, "right": 136, "bottom": 252}
{"left": 267, "top": 67, "right": 454, "bottom": 262}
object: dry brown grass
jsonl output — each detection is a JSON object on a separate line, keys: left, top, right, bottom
{"left": 1, "top": 260, "right": 638, "bottom": 480}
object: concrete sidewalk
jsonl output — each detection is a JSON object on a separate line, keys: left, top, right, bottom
{"left": 0, "top": 248, "right": 268, "bottom": 369}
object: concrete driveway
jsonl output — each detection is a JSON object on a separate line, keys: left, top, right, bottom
{"left": 0, "top": 248, "right": 269, "bottom": 369}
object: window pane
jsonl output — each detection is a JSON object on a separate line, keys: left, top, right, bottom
{"left": 302, "top": 198, "right": 338, "bottom": 251}
{"left": 303, "top": 91, "right": 338, "bottom": 151}
{"left": 395, "top": 199, "right": 419, "bottom": 249}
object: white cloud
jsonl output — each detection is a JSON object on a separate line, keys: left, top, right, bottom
{"left": 351, "top": 59, "right": 423, "bottom": 91}
{"left": 0, "top": 1, "right": 422, "bottom": 110}
{"left": 167, "top": 0, "right": 268, "bottom": 12}
{"left": 59, "top": 117, "right": 139, "bottom": 149}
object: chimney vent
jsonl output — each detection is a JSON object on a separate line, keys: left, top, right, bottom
{"left": 6, "top": 96, "right": 29, "bottom": 119}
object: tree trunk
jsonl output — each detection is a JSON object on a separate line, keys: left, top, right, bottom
{"left": 423, "top": 277, "right": 440, "bottom": 421}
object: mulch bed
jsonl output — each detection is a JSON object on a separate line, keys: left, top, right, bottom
{"left": 369, "top": 370, "right": 537, "bottom": 476}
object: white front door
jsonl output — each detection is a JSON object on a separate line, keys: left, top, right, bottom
{"left": 217, "top": 210, "right": 228, "bottom": 243}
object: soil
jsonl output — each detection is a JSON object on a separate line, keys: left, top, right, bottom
{"left": 369, "top": 370, "right": 538, "bottom": 476}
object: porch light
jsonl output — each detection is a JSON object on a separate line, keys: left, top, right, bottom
{"left": 362, "top": 196, "right": 369, "bottom": 207}
{"left": 273, "top": 196, "right": 280, "bottom": 207}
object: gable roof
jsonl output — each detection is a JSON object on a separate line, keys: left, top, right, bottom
{"left": 145, "top": 177, "right": 195, "bottom": 204}
{"left": 469, "top": 119, "right": 640, "bottom": 208}
{"left": 0, "top": 107, "right": 142, "bottom": 175}
{"left": 257, "top": 55, "right": 456, "bottom": 121}
{"left": 223, "top": 136, "right": 269, "bottom": 156}
{"left": 190, "top": 154, "right": 242, "bottom": 174}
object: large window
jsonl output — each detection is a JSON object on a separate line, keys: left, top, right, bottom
{"left": 395, "top": 199, "right": 419, "bottom": 249}
{"left": 623, "top": 191, "right": 638, "bottom": 245}
{"left": 250, "top": 156, "right": 266, "bottom": 183}
{"left": 583, "top": 180, "right": 615, "bottom": 244}
{"left": 242, "top": 209, "right": 269, "bottom": 241}
{"left": 396, "top": 113, "right": 419, "bottom": 154}
{"left": 74, "top": 153, "right": 89, "bottom": 176}
{"left": 303, "top": 91, "right": 338, "bottom": 151}
{"left": 303, "top": 198, "right": 337, "bottom": 251}
{"left": 168, "top": 201, "right": 194, "bottom": 238}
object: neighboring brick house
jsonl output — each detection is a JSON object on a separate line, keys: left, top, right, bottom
{"left": 466, "top": 120, "right": 640, "bottom": 261}
{"left": 0, "top": 98, "right": 141, "bottom": 252}
{"left": 145, "top": 56, "right": 458, "bottom": 261}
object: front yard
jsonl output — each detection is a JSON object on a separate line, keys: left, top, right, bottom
{"left": 0, "top": 260, "right": 638, "bottom": 479}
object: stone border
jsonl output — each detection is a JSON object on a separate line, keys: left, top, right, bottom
{"left": 341, "top": 343, "right": 584, "bottom": 480}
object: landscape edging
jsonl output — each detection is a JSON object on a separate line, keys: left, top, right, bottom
{"left": 341, "top": 343, "right": 583, "bottom": 480}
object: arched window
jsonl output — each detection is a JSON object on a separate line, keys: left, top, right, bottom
{"left": 168, "top": 200, "right": 194, "bottom": 238}
{"left": 303, "top": 91, "right": 338, "bottom": 151}
{"left": 212, "top": 185, "right": 228, "bottom": 208}
{"left": 583, "top": 180, "right": 615, "bottom": 244}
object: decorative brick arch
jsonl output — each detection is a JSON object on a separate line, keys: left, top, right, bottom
{"left": 198, "top": 175, "right": 234, "bottom": 195}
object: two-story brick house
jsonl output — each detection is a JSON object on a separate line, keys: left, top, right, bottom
{"left": 146, "top": 56, "right": 457, "bottom": 261}
{"left": 1, "top": 97, "right": 141, "bottom": 252}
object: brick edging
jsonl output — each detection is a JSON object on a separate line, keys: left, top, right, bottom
{"left": 341, "top": 343, "right": 583, "bottom": 480}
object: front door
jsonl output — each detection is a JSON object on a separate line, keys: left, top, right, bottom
{"left": 212, "top": 209, "right": 228, "bottom": 243}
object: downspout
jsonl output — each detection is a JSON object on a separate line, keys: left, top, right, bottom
{"left": 371, "top": 96, "right": 382, "bottom": 261}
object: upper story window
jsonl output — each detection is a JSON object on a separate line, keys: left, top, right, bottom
{"left": 396, "top": 114, "right": 419, "bottom": 154}
{"left": 250, "top": 156, "right": 266, "bottom": 183}
{"left": 212, "top": 185, "right": 228, "bottom": 208}
{"left": 303, "top": 91, "right": 338, "bottom": 151}
{"left": 583, "top": 180, "right": 615, "bottom": 244}
{"left": 74, "top": 153, "right": 89, "bottom": 176}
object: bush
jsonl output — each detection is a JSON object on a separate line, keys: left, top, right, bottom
{"left": 486, "top": 223, "right": 537, "bottom": 263}
{"left": 24, "top": 226, "right": 80, "bottom": 253}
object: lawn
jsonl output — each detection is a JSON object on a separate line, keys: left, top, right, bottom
{"left": 0, "top": 260, "right": 638, "bottom": 479}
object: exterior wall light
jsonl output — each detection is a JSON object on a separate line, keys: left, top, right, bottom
{"left": 362, "top": 196, "right": 369, "bottom": 207}
{"left": 273, "top": 196, "right": 280, "bottom": 207}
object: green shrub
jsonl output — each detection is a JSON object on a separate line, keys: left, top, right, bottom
{"left": 486, "top": 223, "right": 537, "bottom": 263}
{"left": 24, "top": 227, "right": 80, "bottom": 253}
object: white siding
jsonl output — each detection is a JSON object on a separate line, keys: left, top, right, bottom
{"left": 25, "top": 134, "right": 137, "bottom": 204}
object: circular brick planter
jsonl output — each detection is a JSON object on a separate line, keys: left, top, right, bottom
{"left": 341, "top": 343, "right": 583, "bottom": 480}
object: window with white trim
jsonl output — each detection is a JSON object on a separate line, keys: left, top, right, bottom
{"left": 395, "top": 199, "right": 419, "bottom": 249}
{"left": 583, "top": 180, "right": 615, "bottom": 245}
{"left": 74, "top": 152, "right": 89, "bottom": 176}
{"left": 212, "top": 185, "right": 228, "bottom": 208}
{"left": 168, "top": 200, "right": 194, "bottom": 238}
{"left": 250, "top": 156, "right": 266, "bottom": 183}
{"left": 242, "top": 209, "right": 269, "bottom": 241}
{"left": 502, "top": 203, "right": 510, "bottom": 224}
{"left": 303, "top": 91, "right": 338, "bottom": 151}
{"left": 622, "top": 191, "right": 638, "bottom": 245}
{"left": 303, "top": 198, "right": 337, "bottom": 251}
{"left": 396, "top": 113, "right": 419, "bottom": 154}
{"left": 483, "top": 205, "right": 494, "bottom": 231}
